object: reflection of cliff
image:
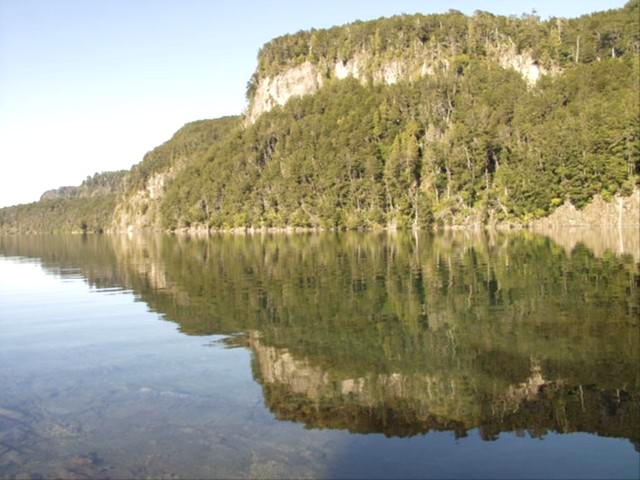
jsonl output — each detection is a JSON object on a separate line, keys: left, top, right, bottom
{"left": 0, "top": 231, "right": 638, "bottom": 446}
{"left": 502, "top": 362, "right": 557, "bottom": 406}
{"left": 532, "top": 226, "right": 640, "bottom": 261}
{"left": 249, "top": 333, "right": 474, "bottom": 436}
{"left": 250, "top": 335, "right": 640, "bottom": 447}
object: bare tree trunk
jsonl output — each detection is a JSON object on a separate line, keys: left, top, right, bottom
{"left": 412, "top": 186, "right": 419, "bottom": 229}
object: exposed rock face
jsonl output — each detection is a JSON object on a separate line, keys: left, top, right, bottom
{"left": 493, "top": 42, "right": 551, "bottom": 85}
{"left": 246, "top": 52, "right": 443, "bottom": 124}
{"left": 112, "top": 169, "right": 175, "bottom": 232}
{"left": 334, "top": 53, "right": 367, "bottom": 81}
{"left": 245, "top": 41, "right": 556, "bottom": 124}
{"left": 532, "top": 188, "right": 640, "bottom": 228}
{"left": 373, "top": 59, "right": 409, "bottom": 85}
{"left": 246, "top": 62, "right": 325, "bottom": 124}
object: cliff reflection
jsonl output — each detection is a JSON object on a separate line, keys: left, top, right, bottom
{"left": 1, "top": 230, "right": 638, "bottom": 447}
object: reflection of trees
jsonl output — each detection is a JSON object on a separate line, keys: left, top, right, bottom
{"left": 249, "top": 334, "right": 639, "bottom": 447}
{"left": 1, "top": 231, "right": 638, "bottom": 446}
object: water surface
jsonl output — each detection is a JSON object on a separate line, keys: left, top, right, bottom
{"left": 1, "top": 231, "right": 639, "bottom": 479}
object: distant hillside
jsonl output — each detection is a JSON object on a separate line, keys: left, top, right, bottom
{"left": 0, "top": 171, "right": 127, "bottom": 234}
{"left": 0, "top": 196, "right": 118, "bottom": 234}
{"left": 0, "top": 1, "right": 638, "bottom": 234}
{"left": 40, "top": 170, "right": 128, "bottom": 201}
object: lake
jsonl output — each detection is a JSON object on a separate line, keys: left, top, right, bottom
{"left": 0, "top": 231, "right": 638, "bottom": 479}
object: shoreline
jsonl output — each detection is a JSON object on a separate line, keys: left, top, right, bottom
{"left": 3, "top": 222, "right": 640, "bottom": 236}
{"left": 2, "top": 225, "right": 637, "bottom": 261}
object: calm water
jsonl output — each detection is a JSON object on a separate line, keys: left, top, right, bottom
{"left": 0, "top": 231, "right": 638, "bottom": 479}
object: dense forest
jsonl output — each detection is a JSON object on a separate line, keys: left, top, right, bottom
{"left": 251, "top": 0, "right": 640, "bottom": 86}
{"left": 0, "top": 1, "right": 638, "bottom": 233}
{"left": 166, "top": 58, "right": 638, "bottom": 230}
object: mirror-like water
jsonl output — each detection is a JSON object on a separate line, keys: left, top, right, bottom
{"left": 0, "top": 231, "right": 639, "bottom": 479}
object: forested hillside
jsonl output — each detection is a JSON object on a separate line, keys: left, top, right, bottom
{"left": 0, "top": 171, "right": 127, "bottom": 234}
{"left": 165, "top": 58, "right": 638, "bottom": 230}
{"left": 0, "top": 196, "right": 118, "bottom": 234}
{"left": 0, "top": 1, "right": 638, "bottom": 233}
{"left": 40, "top": 171, "right": 128, "bottom": 201}
{"left": 112, "top": 117, "right": 239, "bottom": 231}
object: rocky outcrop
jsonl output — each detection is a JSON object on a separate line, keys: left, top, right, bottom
{"left": 246, "top": 62, "right": 325, "bottom": 124}
{"left": 109, "top": 117, "right": 241, "bottom": 233}
{"left": 245, "top": 41, "right": 554, "bottom": 124}
{"left": 491, "top": 41, "right": 553, "bottom": 86}
{"left": 245, "top": 52, "right": 440, "bottom": 124}
{"left": 333, "top": 52, "right": 368, "bottom": 81}
{"left": 532, "top": 188, "right": 640, "bottom": 228}
{"left": 112, "top": 169, "right": 175, "bottom": 232}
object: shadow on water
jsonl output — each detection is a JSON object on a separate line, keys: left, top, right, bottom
{"left": 0, "top": 229, "right": 638, "bottom": 478}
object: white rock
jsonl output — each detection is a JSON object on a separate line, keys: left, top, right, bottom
{"left": 246, "top": 62, "right": 324, "bottom": 124}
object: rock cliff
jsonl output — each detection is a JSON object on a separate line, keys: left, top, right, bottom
{"left": 532, "top": 188, "right": 640, "bottom": 228}
{"left": 246, "top": 37, "right": 554, "bottom": 124}
{"left": 112, "top": 169, "right": 175, "bottom": 232}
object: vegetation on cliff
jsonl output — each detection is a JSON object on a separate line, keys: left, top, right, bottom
{"left": 164, "top": 55, "right": 638, "bottom": 230}
{"left": 249, "top": 0, "right": 640, "bottom": 89}
{"left": 0, "top": 2, "right": 638, "bottom": 233}
{"left": 124, "top": 117, "right": 240, "bottom": 193}
{"left": 163, "top": 1, "right": 639, "bottom": 230}
{"left": 112, "top": 117, "right": 240, "bottom": 230}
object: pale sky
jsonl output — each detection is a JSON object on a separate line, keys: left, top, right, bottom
{"left": 0, "top": 0, "right": 626, "bottom": 207}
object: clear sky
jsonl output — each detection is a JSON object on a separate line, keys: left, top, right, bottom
{"left": 0, "top": 0, "right": 626, "bottom": 207}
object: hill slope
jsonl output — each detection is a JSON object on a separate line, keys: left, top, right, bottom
{"left": 1, "top": 2, "right": 638, "bottom": 233}
{"left": 39, "top": 171, "right": 128, "bottom": 201}
{"left": 0, "top": 171, "right": 128, "bottom": 234}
